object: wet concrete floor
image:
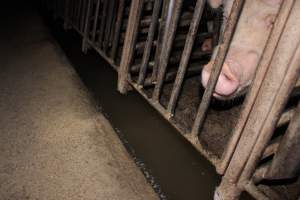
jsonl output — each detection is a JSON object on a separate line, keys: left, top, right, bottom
{"left": 45, "top": 14, "right": 221, "bottom": 200}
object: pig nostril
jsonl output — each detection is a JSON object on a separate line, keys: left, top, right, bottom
{"left": 201, "top": 66, "right": 239, "bottom": 97}
{"left": 214, "top": 72, "right": 239, "bottom": 97}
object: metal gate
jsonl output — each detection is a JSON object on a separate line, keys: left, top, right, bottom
{"left": 41, "top": 0, "right": 300, "bottom": 199}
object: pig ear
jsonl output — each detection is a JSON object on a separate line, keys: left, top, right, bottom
{"left": 208, "top": 0, "right": 223, "bottom": 8}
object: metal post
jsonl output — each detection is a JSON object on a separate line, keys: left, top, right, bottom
{"left": 118, "top": 0, "right": 144, "bottom": 94}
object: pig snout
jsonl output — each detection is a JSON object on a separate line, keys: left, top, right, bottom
{"left": 201, "top": 47, "right": 259, "bottom": 98}
{"left": 201, "top": 60, "right": 239, "bottom": 97}
{"left": 201, "top": 0, "right": 281, "bottom": 100}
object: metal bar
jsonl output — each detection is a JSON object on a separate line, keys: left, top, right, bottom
{"left": 152, "top": 0, "right": 183, "bottom": 101}
{"left": 134, "top": 32, "right": 212, "bottom": 54}
{"left": 80, "top": 0, "right": 87, "bottom": 32}
{"left": 82, "top": 0, "right": 92, "bottom": 53}
{"left": 85, "top": 39, "right": 119, "bottom": 70}
{"left": 103, "top": 0, "right": 116, "bottom": 53}
{"left": 137, "top": 0, "right": 162, "bottom": 86}
{"left": 142, "top": 64, "right": 204, "bottom": 87}
{"left": 91, "top": 0, "right": 101, "bottom": 42}
{"left": 167, "top": 0, "right": 206, "bottom": 115}
{"left": 118, "top": 0, "right": 144, "bottom": 94}
{"left": 218, "top": 0, "right": 295, "bottom": 174}
{"left": 191, "top": 0, "right": 245, "bottom": 137}
{"left": 121, "top": 11, "right": 193, "bottom": 31}
{"left": 150, "top": 0, "right": 170, "bottom": 82}
{"left": 110, "top": 0, "right": 125, "bottom": 61}
{"left": 131, "top": 50, "right": 209, "bottom": 73}
{"left": 266, "top": 100, "right": 300, "bottom": 179}
{"left": 98, "top": 0, "right": 109, "bottom": 48}
{"left": 108, "top": 2, "right": 118, "bottom": 51}
{"left": 243, "top": 182, "right": 269, "bottom": 200}
{"left": 219, "top": 3, "right": 300, "bottom": 198}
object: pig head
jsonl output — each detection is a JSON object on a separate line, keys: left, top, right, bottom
{"left": 202, "top": 0, "right": 282, "bottom": 100}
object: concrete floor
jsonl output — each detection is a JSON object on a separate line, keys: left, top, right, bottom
{"left": 0, "top": 3, "right": 157, "bottom": 200}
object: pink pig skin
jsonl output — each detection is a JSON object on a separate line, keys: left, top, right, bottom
{"left": 203, "top": 0, "right": 281, "bottom": 99}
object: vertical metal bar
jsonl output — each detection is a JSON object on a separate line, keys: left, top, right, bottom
{"left": 239, "top": 34, "right": 300, "bottom": 186}
{"left": 98, "top": 0, "right": 109, "bottom": 47}
{"left": 103, "top": 0, "right": 116, "bottom": 53}
{"left": 191, "top": 0, "right": 245, "bottom": 137}
{"left": 108, "top": 2, "right": 118, "bottom": 50}
{"left": 150, "top": 0, "right": 170, "bottom": 82}
{"left": 167, "top": 0, "right": 206, "bottom": 116}
{"left": 118, "top": 0, "right": 144, "bottom": 94}
{"left": 92, "top": 0, "right": 101, "bottom": 42}
{"left": 216, "top": 3, "right": 300, "bottom": 198}
{"left": 267, "top": 101, "right": 300, "bottom": 179}
{"left": 82, "top": 0, "right": 92, "bottom": 53}
{"left": 218, "top": 0, "right": 295, "bottom": 174}
{"left": 152, "top": 0, "right": 183, "bottom": 101}
{"left": 137, "top": 0, "right": 162, "bottom": 86}
{"left": 110, "top": 0, "right": 125, "bottom": 61}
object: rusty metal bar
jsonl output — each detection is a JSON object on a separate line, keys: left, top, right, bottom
{"left": 217, "top": 3, "right": 300, "bottom": 198}
{"left": 110, "top": 0, "right": 125, "bottom": 61}
{"left": 150, "top": 0, "right": 169, "bottom": 82}
{"left": 152, "top": 0, "right": 183, "bottom": 101}
{"left": 243, "top": 182, "right": 268, "bottom": 200}
{"left": 218, "top": 0, "right": 295, "bottom": 174}
{"left": 191, "top": 0, "right": 245, "bottom": 137}
{"left": 266, "top": 101, "right": 300, "bottom": 179}
{"left": 137, "top": 0, "right": 162, "bottom": 86}
{"left": 167, "top": 0, "right": 206, "bottom": 116}
{"left": 240, "top": 5, "right": 300, "bottom": 185}
{"left": 118, "top": 0, "right": 144, "bottom": 94}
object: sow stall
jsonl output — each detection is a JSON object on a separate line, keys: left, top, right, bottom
{"left": 42, "top": 0, "right": 300, "bottom": 199}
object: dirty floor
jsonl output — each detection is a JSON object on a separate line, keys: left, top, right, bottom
{"left": 0, "top": 2, "right": 158, "bottom": 200}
